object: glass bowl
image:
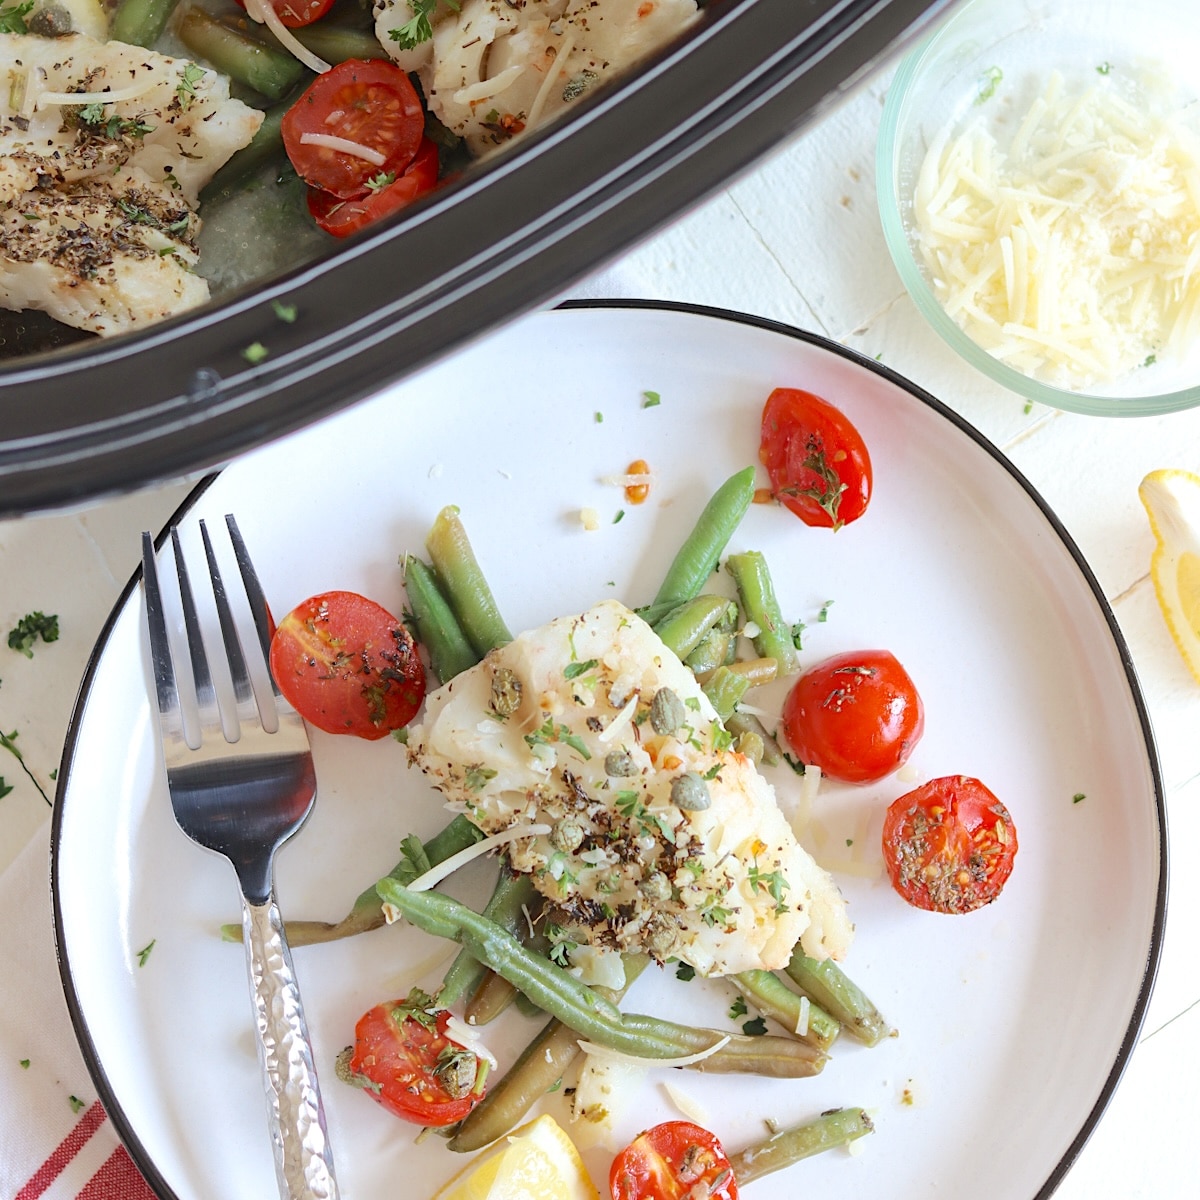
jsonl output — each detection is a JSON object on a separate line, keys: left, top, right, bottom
{"left": 877, "top": 0, "right": 1200, "bottom": 415}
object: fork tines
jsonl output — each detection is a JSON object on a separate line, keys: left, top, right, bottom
{"left": 141, "top": 515, "right": 276, "bottom": 746}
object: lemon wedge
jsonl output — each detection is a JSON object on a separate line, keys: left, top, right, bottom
{"left": 432, "top": 1114, "right": 598, "bottom": 1200}
{"left": 1139, "top": 468, "right": 1200, "bottom": 684}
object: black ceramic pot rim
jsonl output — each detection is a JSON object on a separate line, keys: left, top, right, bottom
{"left": 0, "top": 0, "right": 958, "bottom": 516}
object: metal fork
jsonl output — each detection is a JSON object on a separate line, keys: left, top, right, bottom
{"left": 141, "top": 516, "right": 339, "bottom": 1200}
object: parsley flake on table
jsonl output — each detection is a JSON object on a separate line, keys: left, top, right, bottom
{"left": 19, "top": 1057, "right": 30, "bottom": 1068}
{"left": 728, "top": 995, "right": 748, "bottom": 1020}
{"left": 675, "top": 962, "right": 695, "bottom": 982}
{"left": 69, "top": 1095, "right": 85, "bottom": 1113}
{"left": 272, "top": 299, "right": 298, "bottom": 323}
{"left": 1073, "top": 792, "right": 1086, "bottom": 804}
{"left": 8, "top": 611, "right": 58, "bottom": 657}
{"left": 242, "top": 342, "right": 269, "bottom": 365}
{"left": 741, "top": 1016, "right": 768, "bottom": 1036}
{"left": 0, "top": 778, "right": 12, "bottom": 800}
{"left": 136, "top": 939, "right": 156, "bottom": 967}
{"left": 641, "top": 390, "right": 661, "bottom": 408}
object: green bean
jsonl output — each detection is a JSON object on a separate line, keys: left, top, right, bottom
{"left": 641, "top": 466, "right": 757, "bottom": 624}
{"left": 726, "top": 551, "right": 798, "bottom": 675}
{"left": 730, "top": 970, "right": 840, "bottom": 1052}
{"left": 721, "top": 656, "right": 779, "bottom": 688}
{"left": 439, "top": 863, "right": 538, "bottom": 1008}
{"left": 226, "top": 816, "right": 483, "bottom": 946}
{"left": 289, "top": 23, "right": 387, "bottom": 62}
{"left": 617, "top": 1014, "right": 826, "bottom": 1077}
{"left": 449, "top": 957, "right": 651, "bottom": 1152}
{"left": 701, "top": 665, "right": 752, "bottom": 723}
{"left": 784, "top": 948, "right": 894, "bottom": 1047}
{"left": 426, "top": 506, "right": 512, "bottom": 656}
{"left": 684, "top": 628, "right": 734, "bottom": 674}
{"left": 378, "top": 880, "right": 825, "bottom": 1071}
{"left": 728, "top": 1108, "right": 874, "bottom": 1183}
{"left": 110, "top": 0, "right": 181, "bottom": 47}
{"left": 652, "top": 595, "right": 736, "bottom": 661}
{"left": 176, "top": 6, "right": 308, "bottom": 102}
{"left": 727, "top": 711, "right": 782, "bottom": 766}
{"left": 404, "top": 554, "right": 479, "bottom": 684}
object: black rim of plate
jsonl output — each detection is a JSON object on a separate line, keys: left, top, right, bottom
{"left": 50, "top": 299, "right": 1167, "bottom": 1200}
{"left": 0, "top": 0, "right": 958, "bottom": 518}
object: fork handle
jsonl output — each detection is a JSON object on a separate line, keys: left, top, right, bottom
{"left": 243, "top": 896, "right": 340, "bottom": 1200}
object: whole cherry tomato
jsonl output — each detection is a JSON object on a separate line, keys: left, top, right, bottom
{"left": 882, "top": 775, "right": 1017, "bottom": 913}
{"left": 759, "top": 387, "right": 872, "bottom": 530}
{"left": 611, "top": 1121, "right": 738, "bottom": 1200}
{"left": 268, "top": 590, "right": 425, "bottom": 739}
{"left": 781, "top": 649, "right": 923, "bottom": 783}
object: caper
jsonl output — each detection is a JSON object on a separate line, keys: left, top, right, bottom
{"left": 489, "top": 665, "right": 523, "bottom": 718}
{"left": 550, "top": 817, "right": 585, "bottom": 853}
{"left": 670, "top": 771, "right": 711, "bottom": 811}
{"left": 643, "top": 913, "right": 680, "bottom": 958}
{"left": 649, "top": 686, "right": 687, "bottom": 735}
{"left": 435, "top": 1048, "right": 478, "bottom": 1100}
{"left": 638, "top": 870, "right": 672, "bottom": 902}
{"left": 604, "top": 749, "right": 638, "bottom": 777}
{"left": 29, "top": 4, "right": 73, "bottom": 36}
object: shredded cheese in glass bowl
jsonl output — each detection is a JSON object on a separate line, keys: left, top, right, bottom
{"left": 878, "top": 0, "right": 1200, "bottom": 414}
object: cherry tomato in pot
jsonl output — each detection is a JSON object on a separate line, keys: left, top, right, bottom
{"left": 759, "top": 387, "right": 872, "bottom": 529}
{"left": 346, "top": 999, "right": 486, "bottom": 1126}
{"left": 268, "top": 590, "right": 425, "bottom": 739}
{"left": 307, "top": 137, "right": 440, "bottom": 237}
{"left": 234, "top": 0, "right": 334, "bottom": 28}
{"left": 882, "top": 776, "right": 1017, "bottom": 914}
{"left": 282, "top": 59, "right": 425, "bottom": 199}
{"left": 611, "top": 1121, "right": 738, "bottom": 1200}
{"left": 781, "top": 649, "right": 923, "bottom": 784}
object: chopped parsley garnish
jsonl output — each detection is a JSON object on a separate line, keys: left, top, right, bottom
{"left": 700, "top": 902, "right": 734, "bottom": 928}
{"left": 790, "top": 619, "right": 806, "bottom": 649}
{"left": 392, "top": 727, "right": 409, "bottom": 744}
{"left": 272, "top": 299, "right": 298, "bottom": 323}
{"left": 69, "top": 1095, "right": 85, "bottom": 1113}
{"left": 365, "top": 170, "right": 396, "bottom": 192}
{"left": 702, "top": 764, "right": 722, "bottom": 781}
{"left": 389, "top": 0, "right": 459, "bottom": 50}
{"left": 524, "top": 717, "right": 592, "bottom": 760}
{"left": 0, "top": 779, "right": 12, "bottom": 801}
{"left": 8, "top": 612, "right": 58, "bottom": 657}
{"left": 594, "top": 411, "right": 604, "bottom": 423}
{"left": 613, "top": 509, "right": 625, "bottom": 524}
{"left": 0, "top": 1, "right": 33, "bottom": 34}
{"left": 641, "top": 390, "right": 661, "bottom": 408}
{"left": 176, "top": 63, "right": 205, "bottom": 111}
{"left": 674, "top": 962, "right": 695, "bottom": 982}
{"left": 19, "top": 1058, "right": 30, "bottom": 1068}
{"left": 395, "top": 833, "right": 433, "bottom": 883}
{"left": 780, "top": 751, "right": 807, "bottom": 776}
{"left": 728, "top": 995, "right": 748, "bottom": 1019}
{"left": 747, "top": 863, "right": 790, "bottom": 914}
{"left": 778, "top": 435, "right": 848, "bottom": 529}
{"left": 241, "top": 341, "right": 269, "bottom": 365}
{"left": 1072, "top": 792, "right": 1086, "bottom": 804}
{"left": 465, "top": 765, "right": 497, "bottom": 791}
{"left": 116, "top": 198, "right": 156, "bottom": 225}
{"left": 741, "top": 1016, "right": 768, "bottom": 1037}
{"left": 975, "top": 65, "right": 1003, "bottom": 104}
{"left": 711, "top": 724, "right": 733, "bottom": 754}
{"left": 615, "top": 790, "right": 676, "bottom": 845}
{"left": 78, "top": 105, "right": 155, "bottom": 140}
{"left": 1096, "top": 62, "right": 1112, "bottom": 75}
{"left": 818, "top": 600, "right": 834, "bottom": 622}
{"left": 1143, "top": 353, "right": 1157, "bottom": 367}
{"left": 391, "top": 987, "right": 440, "bottom": 1030}
{"left": 563, "top": 659, "right": 598, "bottom": 680}
{"left": 136, "top": 939, "right": 156, "bottom": 967}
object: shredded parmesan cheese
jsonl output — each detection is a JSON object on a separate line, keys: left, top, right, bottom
{"left": 407, "top": 822, "right": 552, "bottom": 891}
{"left": 577, "top": 1034, "right": 731, "bottom": 1067}
{"left": 597, "top": 693, "right": 639, "bottom": 744}
{"left": 244, "top": 0, "right": 331, "bottom": 75}
{"left": 660, "top": 1080, "right": 710, "bottom": 1125}
{"left": 298, "top": 132, "right": 387, "bottom": 166}
{"left": 914, "top": 69, "right": 1200, "bottom": 387}
{"left": 34, "top": 79, "right": 159, "bottom": 110}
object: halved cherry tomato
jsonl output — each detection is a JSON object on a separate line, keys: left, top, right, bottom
{"left": 268, "top": 590, "right": 425, "bottom": 739}
{"left": 781, "top": 649, "right": 923, "bottom": 783}
{"left": 234, "top": 0, "right": 334, "bottom": 28}
{"left": 882, "top": 775, "right": 1017, "bottom": 913}
{"left": 281, "top": 59, "right": 424, "bottom": 199}
{"left": 759, "top": 387, "right": 872, "bottom": 529}
{"left": 307, "top": 137, "right": 439, "bottom": 237}
{"left": 611, "top": 1121, "right": 738, "bottom": 1200}
{"left": 347, "top": 999, "right": 484, "bottom": 1126}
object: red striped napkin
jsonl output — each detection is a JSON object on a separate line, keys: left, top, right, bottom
{"left": 0, "top": 824, "right": 156, "bottom": 1200}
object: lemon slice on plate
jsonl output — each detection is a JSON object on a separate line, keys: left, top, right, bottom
{"left": 1139, "top": 468, "right": 1200, "bottom": 684}
{"left": 432, "top": 1114, "right": 599, "bottom": 1200}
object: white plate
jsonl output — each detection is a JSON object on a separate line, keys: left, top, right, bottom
{"left": 52, "top": 304, "right": 1165, "bottom": 1200}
